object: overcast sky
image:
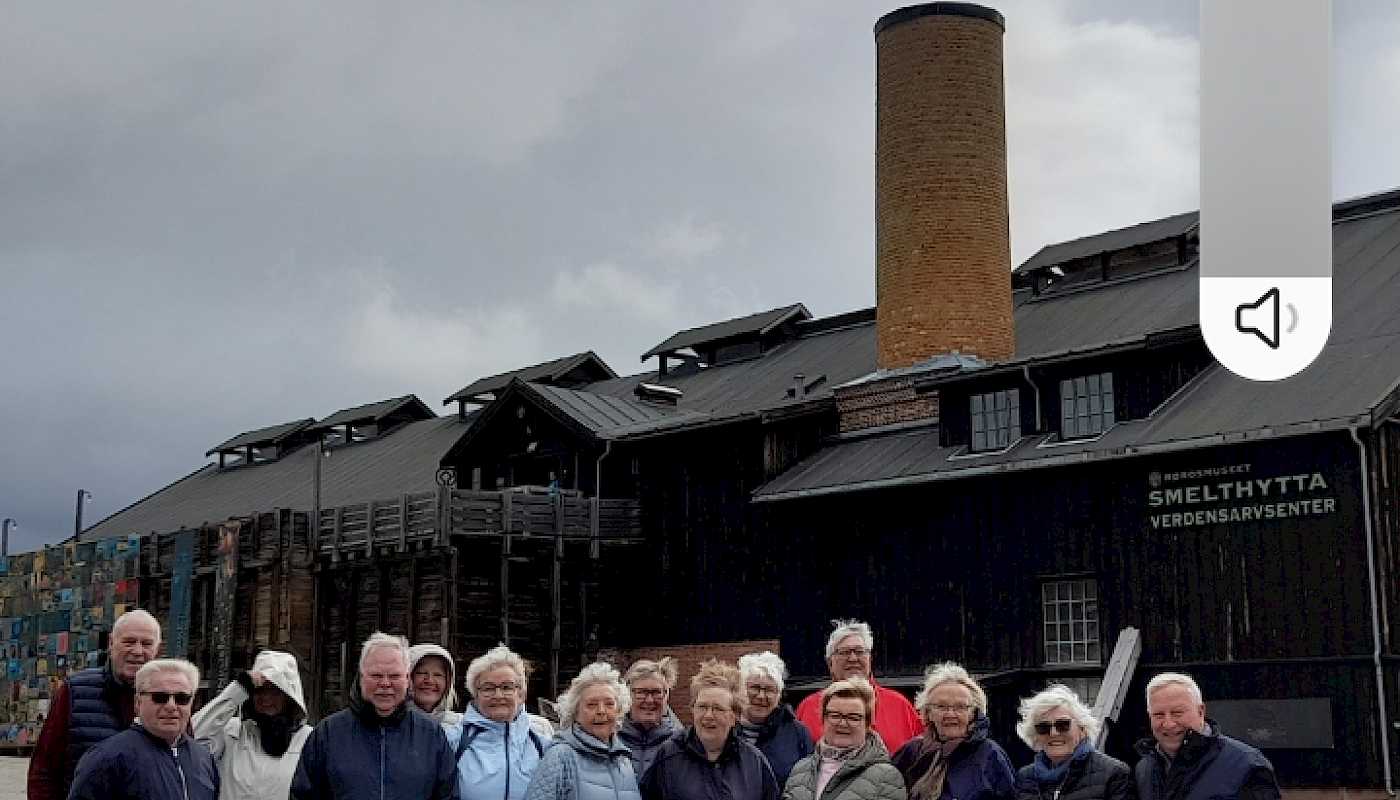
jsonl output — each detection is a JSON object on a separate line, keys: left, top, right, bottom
{"left": 4, "top": 2, "right": 1399, "bottom": 553}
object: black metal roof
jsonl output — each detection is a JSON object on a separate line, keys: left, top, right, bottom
{"left": 640, "top": 303, "right": 811, "bottom": 360}
{"left": 756, "top": 197, "right": 1400, "bottom": 501}
{"left": 205, "top": 418, "right": 316, "bottom": 457}
{"left": 443, "top": 352, "right": 616, "bottom": 405}
{"left": 1015, "top": 211, "right": 1198, "bottom": 275}
{"left": 86, "top": 415, "right": 475, "bottom": 541}
{"left": 314, "top": 394, "right": 435, "bottom": 430}
{"left": 526, "top": 383, "right": 710, "bottom": 439}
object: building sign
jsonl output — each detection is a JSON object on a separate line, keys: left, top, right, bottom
{"left": 1147, "top": 463, "right": 1338, "bottom": 530}
{"left": 1209, "top": 698, "right": 1334, "bottom": 749}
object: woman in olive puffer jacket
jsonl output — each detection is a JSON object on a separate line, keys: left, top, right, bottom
{"left": 781, "top": 678, "right": 904, "bottom": 800}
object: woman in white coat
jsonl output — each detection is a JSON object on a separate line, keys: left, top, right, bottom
{"left": 192, "top": 650, "right": 311, "bottom": 800}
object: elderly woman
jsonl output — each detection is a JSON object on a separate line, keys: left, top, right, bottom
{"left": 893, "top": 662, "right": 1015, "bottom": 800}
{"left": 781, "top": 677, "right": 905, "bottom": 800}
{"left": 409, "top": 643, "right": 462, "bottom": 728}
{"left": 524, "top": 663, "right": 640, "bottom": 800}
{"left": 736, "top": 651, "right": 813, "bottom": 786}
{"left": 617, "top": 657, "right": 683, "bottom": 778}
{"left": 640, "top": 659, "right": 778, "bottom": 800}
{"left": 1013, "top": 686, "right": 1131, "bottom": 800}
{"left": 448, "top": 643, "right": 549, "bottom": 800}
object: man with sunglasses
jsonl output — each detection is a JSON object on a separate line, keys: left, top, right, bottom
{"left": 68, "top": 658, "right": 220, "bottom": 799}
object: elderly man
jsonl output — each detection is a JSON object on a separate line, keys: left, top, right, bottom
{"left": 68, "top": 658, "right": 220, "bottom": 799}
{"left": 1134, "top": 672, "right": 1280, "bottom": 800}
{"left": 291, "top": 631, "right": 459, "bottom": 800}
{"left": 794, "top": 619, "right": 923, "bottom": 751}
{"left": 27, "top": 608, "right": 161, "bottom": 800}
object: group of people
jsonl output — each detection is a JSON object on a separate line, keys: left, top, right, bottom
{"left": 26, "top": 612, "right": 1281, "bottom": 800}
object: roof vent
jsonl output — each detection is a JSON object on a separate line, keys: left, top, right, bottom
{"left": 634, "top": 382, "right": 683, "bottom": 406}
{"left": 786, "top": 374, "right": 828, "bottom": 399}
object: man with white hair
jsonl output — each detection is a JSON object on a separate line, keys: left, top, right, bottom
{"left": 68, "top": 658, "right": 221, "bottom": 799}
{"left": 794, "top": 619, "right": 923, "bottom": 751}
{"left": 1134, "top": 672, "right": 1279, "bottom": 800}
{"left": 28, "top": 607, "right": 162, "bottom": 800}
{"left": 291, "top": 631, "right": 459, "bottom": 800}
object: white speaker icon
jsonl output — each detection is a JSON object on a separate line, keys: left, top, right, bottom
{"left": 1235, "top": 287, "right": 1292, "bottom": 349}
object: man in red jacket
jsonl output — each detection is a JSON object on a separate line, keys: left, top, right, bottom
{"left": 794, "top": 619, "right": 924, "bottom": 752}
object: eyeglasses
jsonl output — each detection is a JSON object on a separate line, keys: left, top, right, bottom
{"left": 747, "top": 685, "right": 778, "bottom": 697}
{"left": 141, "top": 691, "right": 193, "bottom": 707}
{"left": 1034, "top": 719, "right": 1075, "bottom": 735}
{"left": 631, "top": 688, "right": 667, "bottom": 700}
{"left": 693, "top": 702, "right": 732, "bottom": 717}
{"left": 832, "top": 647, "right": 869, "bottom": 659}
{"left": 476, "top": 683, "right": 520, "bottom": 696}
{"left": 823, "top": 711, "right": 865, "bottom": 725}
{"left": 932, "top": 703, "right": 972, "bottom": 714}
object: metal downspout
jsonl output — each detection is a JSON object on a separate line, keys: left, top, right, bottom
{"left": 1352, "top": 424, "right": 1395, "bottom": 795}
{"left": 1022, "top": 366, "right": 1043, "bottom": 431}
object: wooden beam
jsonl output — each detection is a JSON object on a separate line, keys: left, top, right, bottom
{"left": 398, "top": 494, "right": 409, "bottom": 553}
{"left": 1092, "top": 626, "right": 1142, "bottom": 748}
{"left": 550, "top": 493, "right": 564, "bottom": 697}
{"left": 501, "top": 491, "right": 513, "bottom": 645}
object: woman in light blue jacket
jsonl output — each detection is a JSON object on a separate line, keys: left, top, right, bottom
{"left": 525, "top": 662, "right": 641, "bottom": 800}
{"left": 447, "top": 644, "right": 549, "bottom": 800}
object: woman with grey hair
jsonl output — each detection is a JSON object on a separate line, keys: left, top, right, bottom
{"left": 618, "top": 657, "right": 682, "bottom": 778}
{"left": 892, "top": 662, "right": 1014, "bottom": 800}
{"left": 736, "top": 651, "right": 812, "bottom": 785}
{"left": 448, "top": 643, "right": 548, "bottom": 800}
{"left": 1012, "top": 685, "right": 1131, "bottom": 800}
{"left": 524, "top": 663, "right": 640, "bottom": 800}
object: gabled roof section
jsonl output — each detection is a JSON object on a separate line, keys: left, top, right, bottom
{"left": 641, "top": 303, "right": 811, "bottom": 360}
{"left": 1015, "top": 211, "right": 1198, "bottom": 275}
{"left": 206, "top": 418, "right": 316, "bottom": 457}
{"left": 313, "top": 395, "right": 435, "bottom": 430}
{"left": 444, "top": 352, "right": 616, "bottom": 406}
{"left": 528, "top": 383, "right": 709, "bottom": 439}
{"left": 88, "top": 414, "right": 475, "bottom": 541}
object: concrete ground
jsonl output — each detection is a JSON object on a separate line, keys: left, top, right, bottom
{"left": 0, "top": 757, "right": 27, "bottom": 799}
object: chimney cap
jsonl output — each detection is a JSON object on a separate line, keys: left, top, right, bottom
{"left": 875, "top": 3, "right": 1005, "bottom": 37}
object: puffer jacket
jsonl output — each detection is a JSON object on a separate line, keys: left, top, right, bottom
{"left": 68, "top": 724, "right": 220, "bottom": 800}
{"left": 892, "top": 714, "right": 1016, "bottom": 800}
{"left": 524, "top": 725, "right": 641, "bottom": 800}
{"left": 751, "top": 704, "right": 815, "bottom": 787}
{"left": 617, "top": 707, "right": 682, "bottom": 779}
{"left": 192, "top": 650, "right": 312, "bottom": 800}
{"left": 290, "top": 692, "right": 459, "bottom": 800}
{"left": 448, "top": 702, "right": 549, "bottom": 800}
{"left": 1014, "top": 748, "right": 1133, "bottom": 800}
{"left": 639, "top": 726, "right": 779, "bottom": 800}
{"left": 782, "top": 733, "right": 905, "bottom": 800}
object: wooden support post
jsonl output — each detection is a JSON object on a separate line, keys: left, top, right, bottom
{"left": 500, "top": 492, "right": 513, "bottom": 645}
{"left": 589, "top": 497, "right": 600, "bottom": 560}
{"left": 366, "top": 500, "right": 378, "bottom": 557}
{"left": 331, "top": 507, "right": 344, "bottom": 564}
{"left": 408, "top": 557, "right": 419, "bottom": 641}
{"left": 437, "top": 485, "right": 451, "bottom": 547}
{"left": 550, "top": 493, "right": 564, "bottom": 697}
{"left": 398, "top": 494, "right": 410, "bottom": 553}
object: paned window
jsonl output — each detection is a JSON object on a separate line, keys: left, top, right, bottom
{"left": 970, "top": 389, "right": 1020, "bottom": 452}
{"left": 1060, "top": 373, "right": 1115, "bottom": 439}
{"left": 1042, "top": 578, "right": 1100, "bottom": 665}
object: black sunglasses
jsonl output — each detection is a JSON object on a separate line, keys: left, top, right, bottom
{"left": 1034, "top": 719, "right": 1074, "bottom": 735}
{"left": 142, "top": 691, "right": 193, "bottom": 706}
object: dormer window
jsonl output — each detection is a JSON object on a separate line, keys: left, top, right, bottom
{"left": 1060, "top": 373, "right": 1115, "bottom": 439}
{"left": 970, "top": 389, "right": 1020, "bottom": 452}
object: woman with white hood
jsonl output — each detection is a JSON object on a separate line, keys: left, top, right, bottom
{"left": 409, "top": 643, "right": 463, "bottom": 728}
{"left": 192, "top": 650, "right": 310, "bottom": 800}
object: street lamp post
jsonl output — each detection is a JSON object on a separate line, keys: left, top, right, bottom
{"left": 2, "top": 518, "right": 14, "bottom": 556}
{"left": 74, "top": 489, "right": 93, "bottom": 542}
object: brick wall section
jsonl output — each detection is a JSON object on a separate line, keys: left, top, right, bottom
{"left": 875, "top": 10, "right": 1014, "bottom": 369}
{"left": 598, "top": 639, "right": 780, "bottom": 724}
{"left": 835, "top": 377, "right": 939, "bottom": 434}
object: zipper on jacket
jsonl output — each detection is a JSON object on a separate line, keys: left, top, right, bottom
{"left": 380, "top": 727, "right": 387, "bottom": 800}
{"left": 504, "top": 724, "right": 512, "bottom": 800}
{"left": 172, "top": 745, "right": 190, "bottom": 800}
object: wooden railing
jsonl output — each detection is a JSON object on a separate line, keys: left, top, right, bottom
{"left": 314, "top": 488, "right": 643, "bottom": 559}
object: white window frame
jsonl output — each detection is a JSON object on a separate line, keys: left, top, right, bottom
{"left": 1060, "top": 373, "right": 1115, "bottom": 440}
{"left": 970, "top": 389, "right": 1020, "bottom": 453}
{"left": 1042, "top": 578, "right": 1101, "bottom": 665}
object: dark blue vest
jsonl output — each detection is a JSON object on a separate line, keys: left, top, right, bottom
{"left": 1135, "top": 725, "right": 1273, "bottom": 800}
{"left": 67, "top": 666, "right": 132, "bottom": 770}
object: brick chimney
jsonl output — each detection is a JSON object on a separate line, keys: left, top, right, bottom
{"left": 874, "top": 3, "right": 1014, "bottom": 369}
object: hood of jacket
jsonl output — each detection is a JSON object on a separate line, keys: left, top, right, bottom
{"left": 249, "top": 650, "right": 307, "bottom": 718}
{"left": 407, "top": 643, "right": 459, "bottom": 724}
